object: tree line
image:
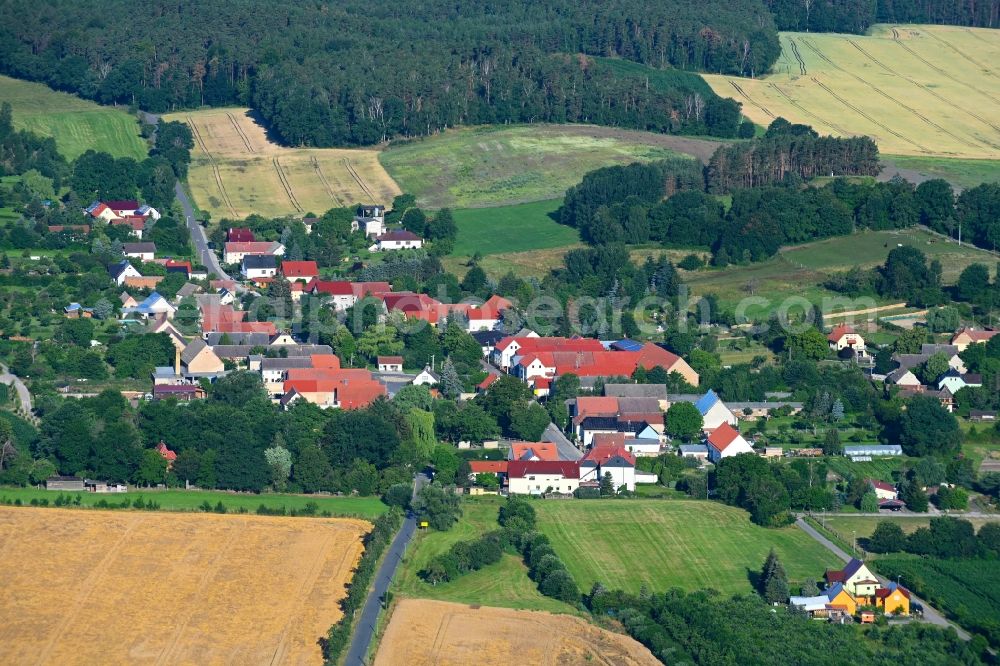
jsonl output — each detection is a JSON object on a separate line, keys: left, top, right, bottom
{"left": 766, "top": 0, "right": 1000, "bottom": 33}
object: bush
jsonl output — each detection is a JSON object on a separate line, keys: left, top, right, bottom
{"left": 382, "top": 482, "right": 413, "bottom": 510}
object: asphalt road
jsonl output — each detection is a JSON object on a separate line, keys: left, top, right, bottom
{"left": 140, "top": 111, "right": 232, "bottom": 282}
{"left": 344, "top": 472, "right": 428, "bottom": 666}
{"left": 795, "top": 517, "right": 972, "bottom": 640}
{"left": 544, "top": 422, "right": 582, "bottom": 461}
{"left": 0, "top": 363, "right": 32, "bottom": 419}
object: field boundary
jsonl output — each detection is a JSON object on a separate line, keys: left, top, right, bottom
{"left": 188, "top": 116, "right": 238, "bottom": 217}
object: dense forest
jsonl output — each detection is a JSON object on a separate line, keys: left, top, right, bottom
{"left": 0, "top": 0, "right": 779, "bottom": 146}
{"left": 766, "top": 0, "right": 1000, "bottom": 33}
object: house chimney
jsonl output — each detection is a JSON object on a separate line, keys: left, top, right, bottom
{"left": 175, "top": 346, "right": 181, "bottom": 376}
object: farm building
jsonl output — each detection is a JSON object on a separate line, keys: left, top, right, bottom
{"left": 843, "top": 445, "right": 902, "bottom": 462}
{"left": 45, "top": 476, "right": 85, "bottom": 491}
{"left": 507, "top": 461, "right": 580, "bottom": 496}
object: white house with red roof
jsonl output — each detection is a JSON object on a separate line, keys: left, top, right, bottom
{"left": 579, "top": 444, "right": 640, "bottom": 491}
{"left": 281, "top": 260, "right": 319, "bottom": 282}
{"left": 507, "top": 461, "right": 580, "bottom": 495}
{"left": 223, "top": 241, "right": 285, "bottom": 264}
{"left": 828, "top": 324, "right": 867, "bottom": 357}
{"left": 868, "top": 478, "right": 898, "bottom": 501}
{"left": 154, "top": 441, "right": 177, "bottom": 470}
{"left": 705, "top": 423, "right": 754, "bottom": 463}
{"left": 370, "top": 229, "right": 423, "bottom": 251}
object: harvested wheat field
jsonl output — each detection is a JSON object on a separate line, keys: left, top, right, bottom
{"left": 164, "top": 108, "right": 400, "bottom": 220}
{"left": 704, "top": 25, "right": 1000, "bottom": 159}
{"left": 0, "top": 507, "right": 369, "bottom": 665}
{"left": 374, "top": 599, "right": 658, "bottom": 666}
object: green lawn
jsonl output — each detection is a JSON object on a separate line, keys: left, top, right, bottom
{"left": 0, "top": 486, "right": 387, "bottom": 519}
{"left": 825, "top": 457, "right": 909, "bottom": 483}
{"left": 452, "top": 199, "right": 579, "bottom": 256}
{"left": 380, "top": 124, "right": 688, "bottom": 209}
{"left": 0, "top": 75, "right": 148, "bottom": 160}
{"left": 883, "top": 155, "right": 1000, "bottom": 190}
{"left": 394, "top": 497, "right": 577, "bottom": 613}
{"left": 535, "top": 500, "right": 840, "bottom": 595}
{"left": 821, "top": 515, "right": 1000, "bottom": 544}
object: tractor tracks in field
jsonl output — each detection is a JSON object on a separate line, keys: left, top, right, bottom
{"left": 310, "top": 155, "right": 344, "bottom": 205}
{"left": 788, "top": 37, "right": 808, "bottom": 75}
{"left": 226, "top": 111, "right": 256, "bottom": 154}
{"left": 801, "top": 38, "right": 946, "bottom": 153}
{"left": 766, "top": 82, "right": 851, "bottom": 135}
{"left": 808, "top": 76, "right": 929, "bottom": 152}
{"left": 342, "top": 158, "right": 377, "bottom": 201}
{"left": 846, "top": 37, "right": 1000, "bottom": 149}
{"left": 188, "top": 116, "right": 238, "bottom": 218}
{"left": 272, "top": 157, "right": 303, "bottom": 213}
{"left": 890, "top": 27, "right": 1000, "bottom": 107}
{"left": 924, "top": 27, "right": 998, "bottom": 79}
{"left": 727, "top": 80, "right": 775, "bottom": 119}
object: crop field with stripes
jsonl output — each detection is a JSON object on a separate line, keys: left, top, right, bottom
{"left": 0, "top": 507, "right": 369, "bottom": 665}
{"left": 164, "top": 108, "right": 400, "bottom": 221}
{"left": 704, "top": 25, "right": 1000, "bottom": 159}
{"left": 534, "top": 500, "right": 839, "bottom": 595}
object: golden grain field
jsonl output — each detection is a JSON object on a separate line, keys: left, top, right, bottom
{"left": 0, "top": 507, "right": 369, "bottom": 665}
{"left": 164, "top": 108, "right": 401, "bottom": 220}
{"left": 374, "top": 599, "right": 659, "bottom": 666}
{"left": 704, "top": 25, "right": 1000, "bottom": 159}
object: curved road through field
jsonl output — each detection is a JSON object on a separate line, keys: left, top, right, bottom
{"left": 344, "top": 472, "right": 428, "bottom": 665}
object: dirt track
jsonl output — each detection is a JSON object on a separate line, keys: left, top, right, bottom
{"left": 374, "top": 599, "right": 659, "bottom": 666}
{"left": 0, "top": 507, "right": 369, "bottom": 665}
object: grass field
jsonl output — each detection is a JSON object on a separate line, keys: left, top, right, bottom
{"left": 685, "top": 227, "right": 996, "bottom": 316}
{"left": 374, "top": 599, "right": 658, "bottom": 666}
{"left": 535, "top": 500, "right": 840, "bottom": 594}
{"left": 704, "top": 25, "right": 1000, "bottom": 160}
{"left": 0, "top": 506, "right": 368, "bottom": 664}
{"left": 163, "top": 108, "right": 401, "bottom": 221}
{"left": 884, "top": 155, "right": 1000, "bottom": 189}
{"left": 825, "top": 457, "right": 908, "bottom": 483}
{"left": 0, "top": 75, "right": 147, "bottom": 160}
{"left": 452, "top": 199, "right": 579, "bottom": 256}
{"left": 380, "top": 124, "right": 710, "bottom": 209}
{"left": 0, "top": 486, "right": 387, "bottom": 519}
{"left": 394, "top": 498, "right": 574, "bottom": 613}
{"left": 821, "top": 515, "right": 1000, "bottom": 542}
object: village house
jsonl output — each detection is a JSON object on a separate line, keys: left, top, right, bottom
{"left": 695, "top": 390, "right": 738, "bottom": 431}
{"left": 507, "top": 461, "right": 580, "bottom": 496}
{"left": 411, "top": 366, "right": 440, "bottom": 386}
{"left": 152, "top": 384, "right": 207, "bottom": 401}
{"left": 280, "top": 260, "right": 319, "bottom": 283}
{"left": 790, "top": 583, "right": 858, "bottom": 619}
{"left": 468, "top": 460, "right": 508, "bottom": 484}
{"left": 592, "top": 432, "right": 662, "bottom": 457}
{"left": 937, "top": 369, "right": 982, "bottom": 393}
{"left": 180, "top": 339, "right": 225, "bottom": 374}
{"left": 577, "top": 444, "right": 656, "bottom": 492}
{"left": 241, "top": 254, "right": 278, "bottom": 280}
{"left": 678, "top": 444, "right": 709, "bottom": 461}
{"left": 154, "top": 441, "right": 177, "bottom": 470}
{"left": 227, "top": 227, "right": 255, "bottom": 243}
{"left": 868, "top": 478, "right": 898, "bottom": 501}
{"left": 875, "top": 582, "right": 911, "bottom": 616}
{"left": 123, "top": 242, "right": 156, "bottom": 262}
{"left": 63, "top": 303, "right": 93, "bottom": 318}
{"left": 885, "top": 367, "right": 921, "bottom": 388}
{"left": 377, "top": 356, "right": 404, "bottom": 373}
{"left": 223, "top": 241, "right": 285, "bottom": 264}
{"left": 705, "top": 423, "right": 755, "bottom": 463}
{"left": 509, "top": 442, "right": 560, "bottom": 462}
{"left": 281, "top": 364, "right": 387, "bottom": 409}
{"left": 828, "top": 324, "right": 867, "bottom": 357}
{"left": 108, "top": 260, "right": 142, "bottom": 286}
{"left": 950, "top": 327, "right": 999, "bottom": 352}
{"left": 370, "top": 229, "right": 423, "bottom": 251}
{"left": 122, "top": 292, "right": 175, "bottom": 320}
{"left": 825, "top": 558, "right": 881, "bottom": 604}
{"left": 353, "top": 204, "right": 386, "bottom": 237}
{"left": 119, "top": 291, "right": 138, "bottom": 309}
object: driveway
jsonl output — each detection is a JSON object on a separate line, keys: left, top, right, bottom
{"left": 0, "top": 363, "right": 33, "bottom": 420}
{"left": 795, "top": 517, "right": 972, "bottom": 640}
{"left": 344, "top": 472, "right": 428, "bottom": 665}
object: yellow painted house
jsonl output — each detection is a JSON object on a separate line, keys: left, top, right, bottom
{"left": 824, "top": 583, "right": 858, "bottom": 616}
{"left": 825, "top": 558, "right": 881, "bottom": 605}
{"left": 876, "top": 583, "right": 911, "bottom": 616}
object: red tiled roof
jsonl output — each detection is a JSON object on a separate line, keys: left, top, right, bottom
{"left": 582, "top": 444, "right": 636, "bottom": 466}
{"left": 868, "top": 478, "right": 896, "bottom": 493}
{"left": 281, "top": 260, "right": 319, "bottom": 278}
{"left": 225, "top": 241, "right": 279, "bottom": 254}
{"left": 105, "top": 199, "right": 139, "bottom": 211}
{"left": 875, "top": 585, "right": 910, "bottom": 600}
{"left": 227, "top": 227, "right": 255, "bottom": 242}
{"left": 154, "top": 441, "right": 177, "bottom": 461}
{"left": 507, "top": 460, "right": 580, "bottom": 479}
{"left": 469, "top": 461, "right": 509, "bottom": 474}
{"left": 378, "top": 356, "right": 404, "bottom": 365}
{"left": 311, "top": 280, "right": 355, "bottom": 296}
{"left": 87, "top": 203, "right": 110, "bottom": 217}
{"left": 828, "top": 324, "right": 856, "bottom": 343}
{"left": 953, "top": 328, "right": 999, "bottom": 343}
{"left": 706, "top": 423, "right": 744, "bottom": 452}
{"left": 591, "top": 433, "right": 628, "bottom": 448}
{"left": 478, "top": 373, "right": 500, "bottom": 390}
{"left": 635, "top": 343, "right": 682, "bottom": 371}
{"left": 510, "top": 442, "right": 559, "bottom": 461}
{"left": 378, "top": 230, "right": 422, "bottom": 242}
{"left": 353, "top": 282, "right": 392, "bottom": 297}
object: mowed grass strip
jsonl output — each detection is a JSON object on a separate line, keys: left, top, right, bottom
{"left": 452, "top": 199, "right": 579, "bottom": 256}
{"left": 0, "top": 75, "right": 147, "bottom": 160}
{"left": 394, "top": 497, "right": 576, "bottom": 613}
{"left": 0, "top": 485, "right": 387, "bottom": 519}
{"left": 535, "top": 500, "right": 840, "bottom": 594}
{"left": 380, "top": 124, "right": 691, "bottom": 209}
{"left": 821, "top": 515, "right": 1000, "bottom": 542}
{"left": 703, "top": 25, "right": 1000, "bottom": 159}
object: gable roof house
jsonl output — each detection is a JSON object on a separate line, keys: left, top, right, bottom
{"left": 885, "top": 367, "right": 921, "bottom": 387}
{"left": 592, "top": 432, "right": 662, "bottom": 457}
{"left": 353, "top": 204, "right": 386, "bottom": 237}
{"left": 412, "top": 366, "right": 439, "bottom": 386}
{"left": 828, "top": 324, "right": 867, "bottom": 357}
{"left": 506, "top": 460, "right": 580, "bottom": 496}
{"left": 241, "top": 254, "right": 278, "bottom": 280}
{"left": 180, "top": 339, "right": 225, "bottom": 374}
{"left": 825, "top": 558, "right": 881, "bottom": 603}
{"left": 868, "top": 478, "right": 898, "bottom": 501}
{"left": 281, "top": 260, "right": 319, "bottom": 282}
{"left": 577, "top": 416, "right": 651, "bottom": 447}
{"left": 951, "top": 327, "right": 999, "bottom": 352}
{"left": 377, "top": 356, "right": 404, "bottom": 373}
{"left": 223, "top": 241, "right": 285, "bottom": 265}
{"left": 509, "top": 442, "right": 560, "bottom": 462}
{"left": 122, "top": 292, "right": 175, "bottom": 320}
{"left": 695, "top": 390, "right": 738, "bottom": 431}
{"left": 370, "top": 229, "right": 423, "bottom": 251}
{"left": 705, "top": 423, "right": 755, "bottom": 463}
{"left": 875, "top": 582, "right": 911, "bottom": 616}
{"left": 937, "top": 369, "right": 982, "bottom": 393}
{"left": 108, "top": 261, "right": 142, "bottom": 286}
{"left": 123, "top": 242, "right": 156, "bottom": 261}
{"left": 579, "top": 444, "right": 644, "bottom": 491}
{"left": 120, "top": 291, "right": 138, "bottom": 309}
{"left": 226, "top": 227, "right": 255, "bottom": 243}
